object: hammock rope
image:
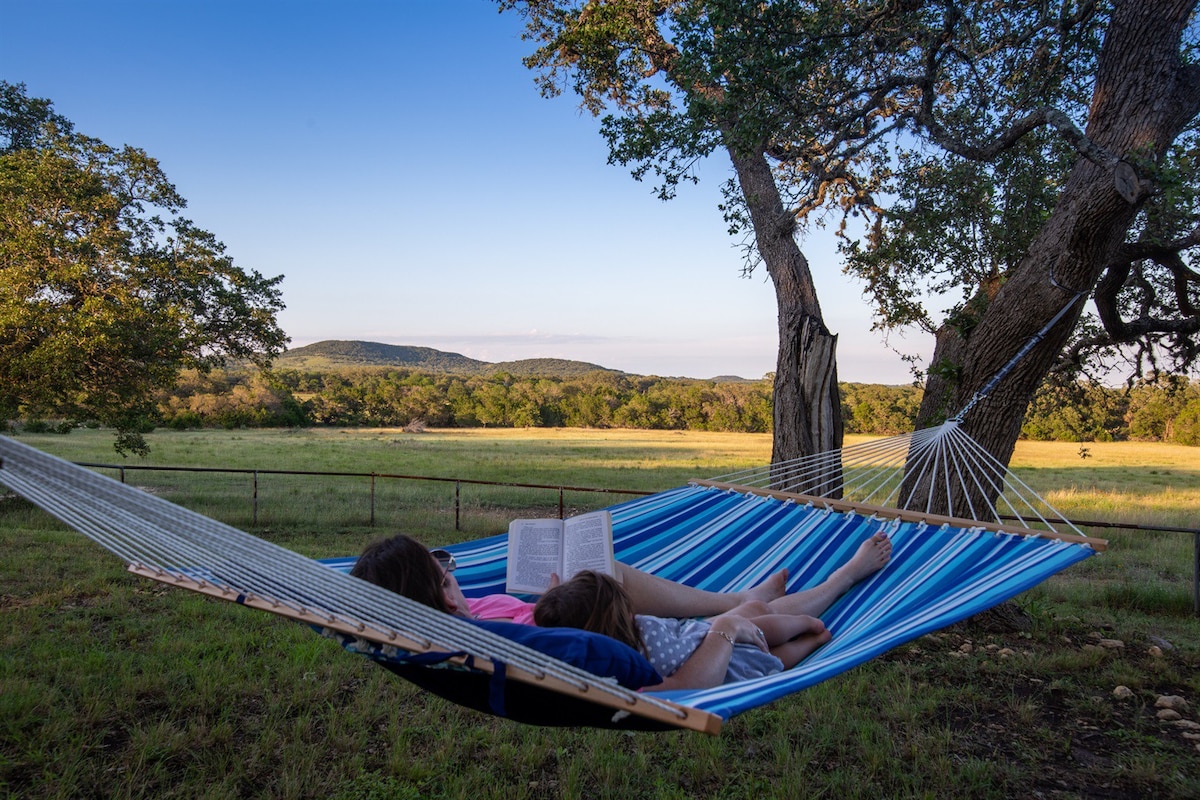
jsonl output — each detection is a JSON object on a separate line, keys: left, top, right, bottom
{"left": 0, "top": 435, "right": 704, "bottom": 731}
{"left": 1, "top": 426, "right": 1104, "bottom": 733}
{"left": 709, "top": 421, "right": 1084, "bottom": 536}
{"left": 952, "top": 288, "right": 1085, "bottom": 423}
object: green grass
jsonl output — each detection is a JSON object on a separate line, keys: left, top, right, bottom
{"left": 2, "top": 428, "right": 1199, "bottom": 799}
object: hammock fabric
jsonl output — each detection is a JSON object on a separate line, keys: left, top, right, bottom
{"left": 0, "top": 434, "right": 1105, "bottom": 735}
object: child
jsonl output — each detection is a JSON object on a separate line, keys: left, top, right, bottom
{"left": 533, "top": 570, "right": 832, "bottom": 689}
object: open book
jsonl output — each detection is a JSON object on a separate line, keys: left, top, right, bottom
{"left": 505, "top": 509, "right": 616, "bottom": 594}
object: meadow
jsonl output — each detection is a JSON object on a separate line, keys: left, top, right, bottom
{"left": 1, "top": 427, "right": 1198, "bottom": 799}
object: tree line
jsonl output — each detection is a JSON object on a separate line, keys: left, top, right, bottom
{"left": 86, "top": 367, "right": 1198, "bottom": 446}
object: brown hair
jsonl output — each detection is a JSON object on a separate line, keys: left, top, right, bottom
{"left": 350, "top": 534, "right": 450, "bottom": 613}
{"left": 533, "top": 570, "right": 644, "bottom": 653}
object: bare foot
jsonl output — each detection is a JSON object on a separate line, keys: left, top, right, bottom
{"left": 742, "top": 568, "right": 788, "bottom": 604}
{"left": 835, "top": 531, "right": 892, "bottom": 584}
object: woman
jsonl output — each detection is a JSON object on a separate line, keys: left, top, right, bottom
{"left": 533, "top": 570, "right": 832, "bottom": 690}
{"left": 349, "top": 533, "right": 541, "bottom": 623}
{"left": 351, "top": 531, "right": 891, "bottom": 627}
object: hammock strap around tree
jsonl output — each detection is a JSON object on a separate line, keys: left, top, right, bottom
{"left": 953, "top": 288, "right": 1086, "bottom": 423}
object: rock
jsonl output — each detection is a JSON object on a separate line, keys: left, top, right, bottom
{"left": 1155, "top": 695, "right": 1189, "bottom": 711}
{"left": 997, "top": 648, "right": 1016, "bottom": 658}
{"left": 1097, "top": 638, "right": 1125, "bottom": 650}
{"left": 1148, "top": 646, "right": 1163, "bottom": 658}
{"left": 1113, "top": 686, "right": 1134, "bottom": 700}
{"left": 959, "top": 643, "right": 974, "bottom": 654}
{"left": 1157, "top": 709, "right": 1183, "bottom": 721}
{"left": 1173, "top": 720, "right": 1200, "bottom": 731}
{"left": 1148, "top": 635, "right": 1175, "bottom": 651}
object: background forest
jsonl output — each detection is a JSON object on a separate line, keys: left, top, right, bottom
{"left": 27, "top": 365, "right": 1190, "bottom": 446}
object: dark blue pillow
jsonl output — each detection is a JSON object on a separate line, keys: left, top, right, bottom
{"left": 469, "top": 619, "right": 662, "bottom": 690}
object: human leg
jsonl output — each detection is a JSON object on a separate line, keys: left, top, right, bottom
{"left": 765, "top": 531, "right": 892, "bottom": 618}
{"left": 749, "top": 612, "right": 826, "bottom": 647}
{"left": 613, "top": 529, "right": 888, "bottom": 620}
{"left": 613, "top": 562, "right": 788, "bottom": 618}
{"left": 769, "top": 628, "right": 833, "bottom": 669}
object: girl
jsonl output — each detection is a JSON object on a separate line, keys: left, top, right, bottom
{"left": 533, "top": 570, "right": 832, "bottom": 690}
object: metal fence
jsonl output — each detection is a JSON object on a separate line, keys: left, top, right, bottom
{"left": 79, "top": 461, "right": 654, "bottom": 530}
{"left": 78, "top": 460, "right": 1200, "bottom": 616}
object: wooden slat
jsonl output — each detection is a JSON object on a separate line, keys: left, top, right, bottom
{"left": 690, "top": 479, "right": 1108, "bottom": 552}
{"left": 127, "top": 564, "right": 723, "bottom": 735}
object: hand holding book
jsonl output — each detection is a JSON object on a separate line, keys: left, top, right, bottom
{"left": 505, "top": 509, "right": 615, "bottom": 594}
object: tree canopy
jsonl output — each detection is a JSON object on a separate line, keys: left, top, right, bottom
{"left": 499, "top": 1, "right": 1200, "bottom": 506}
{"left": 0, "top": 81, "right": 287, "bottom": 454}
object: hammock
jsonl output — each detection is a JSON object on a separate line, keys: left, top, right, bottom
{"left": 0, "top": 427, "right": 1104, "bottom": 735}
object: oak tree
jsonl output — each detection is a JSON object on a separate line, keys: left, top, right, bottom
{"left": 0, "top": 82, "right": 287, "bottom": 454}
{"left": 499, "top": 2, "right": 1200, "bottom": 511}
{"left": 499, "top": 0, "right": 859, "bottom": 482}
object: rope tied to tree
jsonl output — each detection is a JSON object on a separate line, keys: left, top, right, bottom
{"left": 951, "top": 289, "right": 1086, "bottom": 424}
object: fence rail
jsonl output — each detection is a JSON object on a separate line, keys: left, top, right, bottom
{"left": 75, "top": 461, "right": 1200, "bottom": 616}
{"left": 78, "top": 461, "right": 655, "bottom": 529}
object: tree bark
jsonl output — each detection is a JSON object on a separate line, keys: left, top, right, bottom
{"left": 913, "top": 0, "right": 1200, "bottom": 513}
{"left": 727, "top": 144, "right": 844, "bottom": 484}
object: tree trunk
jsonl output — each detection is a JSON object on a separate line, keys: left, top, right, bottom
{"left": 913, "top": 0, "right": 1200, "bottom": 513}
{"left": 727, "top": 144, "right": 844, "bottom": 486}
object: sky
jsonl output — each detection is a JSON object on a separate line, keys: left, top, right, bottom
{"left": 2, "top": 0, "right": 922, "bottom": 383}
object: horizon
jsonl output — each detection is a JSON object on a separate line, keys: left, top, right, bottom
{"left": 281, "top": 337, "right": 905, "bottom": 381}
{"left": 3, "top": 0, "right": 922, "bottom": 384}
{"left": 280, "top": 338, "right": 926, "bottom": 383}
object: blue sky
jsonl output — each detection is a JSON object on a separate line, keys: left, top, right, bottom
{"left": 3, "top": 0, "right": 920, "bottom": 382}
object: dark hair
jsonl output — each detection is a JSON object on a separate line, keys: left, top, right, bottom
{"left": 350, "top": 534, "right": 450, "bottom": 613}
{"left": 534, "top": 570, "right": 644, "bottom": 653}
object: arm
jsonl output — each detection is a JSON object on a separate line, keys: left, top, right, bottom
{"left": 651, "top": 614, "right": 767, "bottom": 691}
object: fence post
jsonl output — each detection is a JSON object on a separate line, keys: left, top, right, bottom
{"left": 455, "top": 481, "right": 461, "bottom": 531}
{"left": 1194, "top": 532, "right": 1198, "bottom": 617}
{"left": 558, "top": 487, "right": 564, "bottom": 519}
{"left": 119, "top": 467, "right": 125, "bottom": 484}
{"left": 370, "top": 474, "right": 376, "bottom": 527}
{"left": 253, "top": 471, "right": 259, "bottom": 527}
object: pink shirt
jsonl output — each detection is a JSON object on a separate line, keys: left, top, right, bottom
{"left": 467, "top": 594, "right": 537, "bottom": 625}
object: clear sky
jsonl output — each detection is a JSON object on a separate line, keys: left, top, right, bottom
{"left": 3, "top": 0, "right": 922, "bottom": 383}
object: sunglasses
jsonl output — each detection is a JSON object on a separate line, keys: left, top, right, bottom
{"left": 430, "top": 549, "right": 457, "bottom": 573}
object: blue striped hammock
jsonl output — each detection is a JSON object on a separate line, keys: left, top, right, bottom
{"left": 0, "top": 432, "right": 1103, "bottom": 735}
{"left": 323, "top": 481, "right": 1098, "bottom": 726}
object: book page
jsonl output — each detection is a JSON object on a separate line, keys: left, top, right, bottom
{"left": 505, "top": 518, "right": 565, "bottom": 593}
{"left": 561, "top": 510, "right": 615, "bottom": 581}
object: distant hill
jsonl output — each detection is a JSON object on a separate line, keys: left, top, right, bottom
{"left": 274, "top": 340, "right": 624, "bottom": 379}
{"left": 274, "top": 341, "right": 488, "bottom": 372}
{"left": 486, "top": 357, "right": 620, "bottom": 378}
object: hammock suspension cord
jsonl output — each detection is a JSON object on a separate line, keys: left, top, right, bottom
{"left": 713, "top": 291, "right": 1088, "bottom": 534}
{"left": 0, "top": 436, "right": 690, "bottom": 724}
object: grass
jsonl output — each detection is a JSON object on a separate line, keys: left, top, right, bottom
{"left": 2, "top": 427, "right": 1199, "bottom": 799}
